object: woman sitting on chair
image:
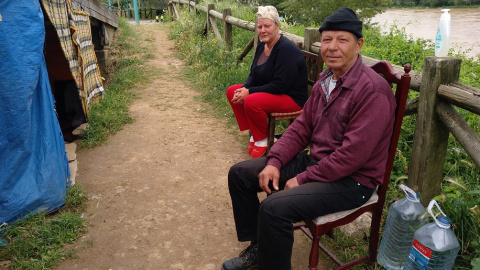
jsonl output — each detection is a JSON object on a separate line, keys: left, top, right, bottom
{"left": 226, "top": 5, "right": 308, "bottom": 158}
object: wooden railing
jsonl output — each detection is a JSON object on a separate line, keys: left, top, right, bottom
{"left": 168, "top": 0, "right": 480, "bottom": 204}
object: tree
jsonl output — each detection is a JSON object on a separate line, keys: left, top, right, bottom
{"left": 259, "top": 0, "right": 392, "bottom": 26}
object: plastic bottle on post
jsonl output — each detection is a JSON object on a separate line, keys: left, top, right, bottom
{"left": 435, "top": 9, "right": 451, "bottom": 57}
{"left": 403, "top": 200, "right": 460, "bottom": 270}
{"left": 377, "top": 184, "right": 427, "bottom": 270}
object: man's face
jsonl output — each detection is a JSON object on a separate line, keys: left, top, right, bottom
{"left": 320, "top": 30, "right": 364, "bottom": 77}
{"left": 257, "top": 18, "right": 279, "bottom": 44}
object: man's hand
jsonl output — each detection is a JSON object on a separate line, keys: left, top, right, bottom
{"left": 284, "top": 177, "right": 299, "bottom": 190}
{"left": 258, "top": 165, "right": 280, "bottom": 195}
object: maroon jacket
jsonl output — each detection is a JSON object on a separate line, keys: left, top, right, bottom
{"left": 266, "top": 55, "right": 396, "bottom": 189}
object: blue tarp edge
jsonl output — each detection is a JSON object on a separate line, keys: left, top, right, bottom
{"left": 0, "top": 0, "right": 70, "bottom": 225}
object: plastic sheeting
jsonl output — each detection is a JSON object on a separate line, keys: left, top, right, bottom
{"left": 0, "top": 0, "right": 70, "bottom": 224}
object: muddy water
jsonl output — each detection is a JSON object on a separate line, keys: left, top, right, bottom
{"left": 371, "top": 8, "right": 480, "bottom": 58}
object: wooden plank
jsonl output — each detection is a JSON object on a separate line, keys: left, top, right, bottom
{"left": 404, "top": 98, "right": 419, "bottom": 116}
{"left": 209, "top": 9, "right": 223, "bottom": 20}
{"left": 196, "top": 5, "right": 207, "bottom": 13}
{"left": 309, "top": 42, "right": 422, "bottom": 92}
{"left": 209, "top": 16, "right": 223, "bottom": 44}
{"left": 362, "top": 55, "right": 422, "bottom": 92}
{"left": 437, "top": 101, "right": 480, "bottom": 168}
{"left": 224, "top": 15, "right": 255, "bottom": 31}
{"left": 438, "top": 82, "right": 480, "bottom": 115}
{"left": 237, "top": 36, "right": 254, "bottom": 61}
{"left": 173, "top": 3, "right": 180, "bottom": 19}
{"left": 71, "top": 0, "right": 119, "bottom": 28}
{"left": 280, "top": 31, "right": 304, "bottom": 46}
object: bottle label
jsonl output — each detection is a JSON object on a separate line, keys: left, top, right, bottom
{"left": 435, "top": 28, "right": 442, "bottom": 52}
{"left": 408, "top": 239, "right": 432, "bottom": 270}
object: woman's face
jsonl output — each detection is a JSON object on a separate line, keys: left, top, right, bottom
{"left": 257, "top": 18, "right": 279, "bottom": 45}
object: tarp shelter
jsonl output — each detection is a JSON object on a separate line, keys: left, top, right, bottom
{"left": 0, "top": 0, "right": 105, "bottom": 224}
{"left": 0, "top": 0, "right": 70, "bottom": 224}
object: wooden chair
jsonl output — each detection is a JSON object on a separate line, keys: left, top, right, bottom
{"left": 266, "top": 50, "right": 324, "bottom": 154}
{"left": 293, "top": 61, "right": 412, "bottom": 270}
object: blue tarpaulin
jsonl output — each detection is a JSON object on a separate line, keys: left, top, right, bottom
{"left": 0, "top": 0, "right": 70, "bottom": 224}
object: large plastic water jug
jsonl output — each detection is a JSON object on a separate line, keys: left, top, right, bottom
{"left": 377, "top": 184, "right": 427, "bottom": 269}
{"left": 403, "top": 200, "right": 460, "bottom": 270}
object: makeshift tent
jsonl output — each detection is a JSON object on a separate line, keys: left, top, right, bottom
{"left": 0, "top": 0, "right": 71, "bottom": 224}
{"left": 1, "top": 0, "right": 106, "bottom": 224}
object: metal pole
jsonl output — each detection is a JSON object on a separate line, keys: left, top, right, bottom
{"left": 134, "top": 0, "right": 139, "bottom": 25}
{"left": 108, "top": 0, "right": 112, "bottom": 11}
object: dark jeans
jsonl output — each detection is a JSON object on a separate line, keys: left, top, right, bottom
{"left": 227, "top": 152, "right": 374, "bottom": 270}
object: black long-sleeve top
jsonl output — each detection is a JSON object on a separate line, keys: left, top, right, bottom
{"left": 243, "top": 35, "right": 309, "bottom": 107}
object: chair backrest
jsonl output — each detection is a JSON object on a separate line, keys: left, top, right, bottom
{"left": 294, "top": 43, "right": 324, "bottom": 90}
{"left": 302, "top": 50, "right": 324, "bottom": 89}
{"left": 370, "top": 61, "right": 411, "bottom": 213}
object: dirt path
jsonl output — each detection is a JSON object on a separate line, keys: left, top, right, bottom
{"left": 55, "top": 22, "right": 315, "bottom": 270}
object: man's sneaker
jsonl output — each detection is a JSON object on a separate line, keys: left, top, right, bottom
{"left": 222, "top": 243, "right": 259, "bottom": 270}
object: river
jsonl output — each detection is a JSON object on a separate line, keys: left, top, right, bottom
{"left": 371, "top": 8, "right": 480, "bottom": 59}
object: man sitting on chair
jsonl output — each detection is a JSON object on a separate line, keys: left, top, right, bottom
{"left": 222, "top": 7, "right": 397, "bottom": 270}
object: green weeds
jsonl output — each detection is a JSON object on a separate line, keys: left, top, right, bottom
{"left": 0, "top": 185, "right": 88, "bottom": 269}
{"left": 80, "top": 18, "right": 154, "bottom": 148}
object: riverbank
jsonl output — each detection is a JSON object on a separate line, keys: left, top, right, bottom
{"left": 371, "top": 7, "right": 480, "bottom": 58}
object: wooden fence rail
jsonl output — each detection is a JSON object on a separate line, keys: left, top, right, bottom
{"left": 168, "top": 0, "right": 480, "bottom": 204}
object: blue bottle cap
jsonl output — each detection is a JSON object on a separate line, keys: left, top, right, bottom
{"left": 407, "top": 192, "right": 420, "bottom": 202}
{"left": 437, "top": 216, "right": 451, "bottom": 228}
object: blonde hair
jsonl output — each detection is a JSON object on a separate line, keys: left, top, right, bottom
{"left": 257, "top": 6, "right": 280, "bottom": 25}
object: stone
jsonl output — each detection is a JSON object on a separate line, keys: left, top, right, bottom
{"left": 72, "top": 123, "right": 88, "bottom": 135}
{"left": 65, "top": 142, "right": 77, "bottom": 161}
{"left": 69, "top": 159, "right": 78, "bottom": 185}
{"left": 339, "top": 212, "right": 372, "bottom": 239}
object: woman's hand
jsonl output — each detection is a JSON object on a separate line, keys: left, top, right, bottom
{"left": 231, "top": 87, "right": 249, "bottom": 104}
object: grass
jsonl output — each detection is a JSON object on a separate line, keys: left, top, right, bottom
{"left": 166, "top": 2, "right": 480, "bottom": 269}
{"left": 79, "top": 18, "right": 156, "bottom": 148}
{"left": 0, "top": 184, "right": 88, "bottom": 269}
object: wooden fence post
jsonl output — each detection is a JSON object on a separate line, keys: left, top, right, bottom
{"left": 206, "top": 4, "right": 214, "bottom": 34}
{"left": 223, "top": 8, "right": 232, "bottom": 50}
{"left": 194, "top": 0, "right": 199, "bottom": 18}
{"left": 188, "top": 0, "right": 193, "bottom": 12}
{"left": 168, "top": 0, "right": 173, "bottom": 20}
{"left": 253, "top": 15, "right": 259, "bottom": 52}
{"left": 407, "top": 56, "right": 462, "bottom": 205}
{"left": 304, "top": 28, "right": 319, "bottom": 53}
{"left": 303, "top": 28, "right": 321, "bottom": 93}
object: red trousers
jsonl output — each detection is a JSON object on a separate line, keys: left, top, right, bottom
{"left": 226, "top": 84, "right": 302, "bottom": 142}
